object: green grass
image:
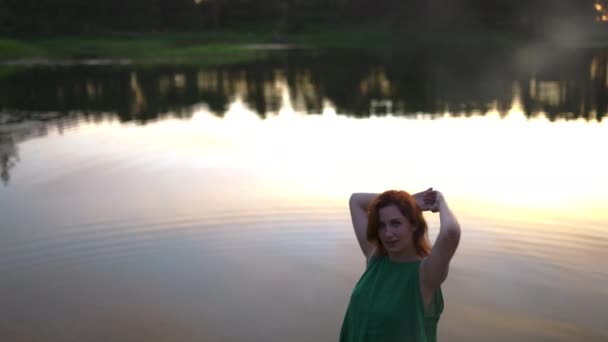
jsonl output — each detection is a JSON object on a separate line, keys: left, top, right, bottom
{"left": 5, "top": 23, "right": 600, "bottom": 65}
{"left": 39, "top": 36, "right": 260, "bottom": 57}
{"left": 0, "top": 23, "right": 390, "bottom": 63}
{"left": 291, "top": 23, "right": 392, "bottom": 49}
{"left": 0, "top": 33, "right": 274, "bottom": 66}
{"left": 0, "top": 38, "right": 48, "bottom": 59}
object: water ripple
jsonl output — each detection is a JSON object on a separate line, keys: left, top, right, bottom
{"left": 1, "top": 207, "right": 351, "bottom": 274}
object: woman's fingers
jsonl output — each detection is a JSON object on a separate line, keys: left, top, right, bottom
{"left": 415, "top": 188, "right": 439, "bottom": 211}
{"left": 424, "top": 191, "right": 436, "bottom": 204}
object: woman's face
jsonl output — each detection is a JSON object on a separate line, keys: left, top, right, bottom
{"left": 377, "top": 204, "right": 415, "bottom": 253}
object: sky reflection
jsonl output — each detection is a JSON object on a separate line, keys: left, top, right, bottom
{"left": 98, "top": 86, "right": 607, "bottom": 218}
{"left": 5, "top": 82, "right": 606, "bottom": 221}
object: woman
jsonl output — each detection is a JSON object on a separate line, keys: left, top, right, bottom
{"left": 339, "top": 188, "right": 461, "bottom": 342}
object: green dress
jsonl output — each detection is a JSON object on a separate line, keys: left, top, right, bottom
{"left": 339, "top": 255, "right": 444, "bottom": 342}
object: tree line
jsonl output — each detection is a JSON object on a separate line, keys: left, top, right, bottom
{"left": 0, "top": 0, "right": 602, "bottom": 36}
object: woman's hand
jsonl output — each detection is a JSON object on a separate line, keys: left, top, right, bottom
{"left": 427, "top": 191, "right": 444, "bottom": 213}
{"left": 414, "top": 188, "right": 438, "bottom": 212}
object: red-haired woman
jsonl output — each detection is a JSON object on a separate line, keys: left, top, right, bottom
{"left": 339, "top": 188, "right": 461, "bottom": 342}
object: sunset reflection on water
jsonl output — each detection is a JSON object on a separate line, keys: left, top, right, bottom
{"left": 1, "top": 78, "right": 607, "bottom": 341}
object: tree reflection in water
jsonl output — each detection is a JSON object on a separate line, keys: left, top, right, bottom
{"left": 1, "top": 47, "right": 607, "bottom": 123}
{"left": 1, "top": 46, "right": 607, "bottom": 184}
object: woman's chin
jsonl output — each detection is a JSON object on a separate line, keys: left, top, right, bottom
{"left": 384, "top": 242, "right": 398, "bottom": 250}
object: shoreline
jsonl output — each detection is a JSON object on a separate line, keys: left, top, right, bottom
{"left": 2, "top": 27, "right": 608, "bottom": 66}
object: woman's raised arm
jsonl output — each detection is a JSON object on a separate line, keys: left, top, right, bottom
{"left": 349, "top": 193, "right": 378, "bottom": 260}
{"left": 421, "top": 192, "right": 461, "bottom": 296}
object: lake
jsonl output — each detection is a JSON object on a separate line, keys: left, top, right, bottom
{"left": 1, "top": 46, "right": 607, "bottom": 341}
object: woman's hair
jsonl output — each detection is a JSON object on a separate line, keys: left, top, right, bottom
{"left": 366, "top": 190, "right": 431, "bottom": 257}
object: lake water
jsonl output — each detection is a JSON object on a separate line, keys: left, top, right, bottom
{"left": 1, "top": 46, "right": 607, "bottom": 341}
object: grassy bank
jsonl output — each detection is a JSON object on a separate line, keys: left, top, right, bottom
{"left": 2, "top": 24, "right": 607, "bottom": 64}
{"left": 0, "top": 23, "right": 416, "bottom": 64}
{"left": 0, "top": 39, "right": 48, "bottom": 59}
{"left": 0, "top": 27, "right": 281, "bottom": 65}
